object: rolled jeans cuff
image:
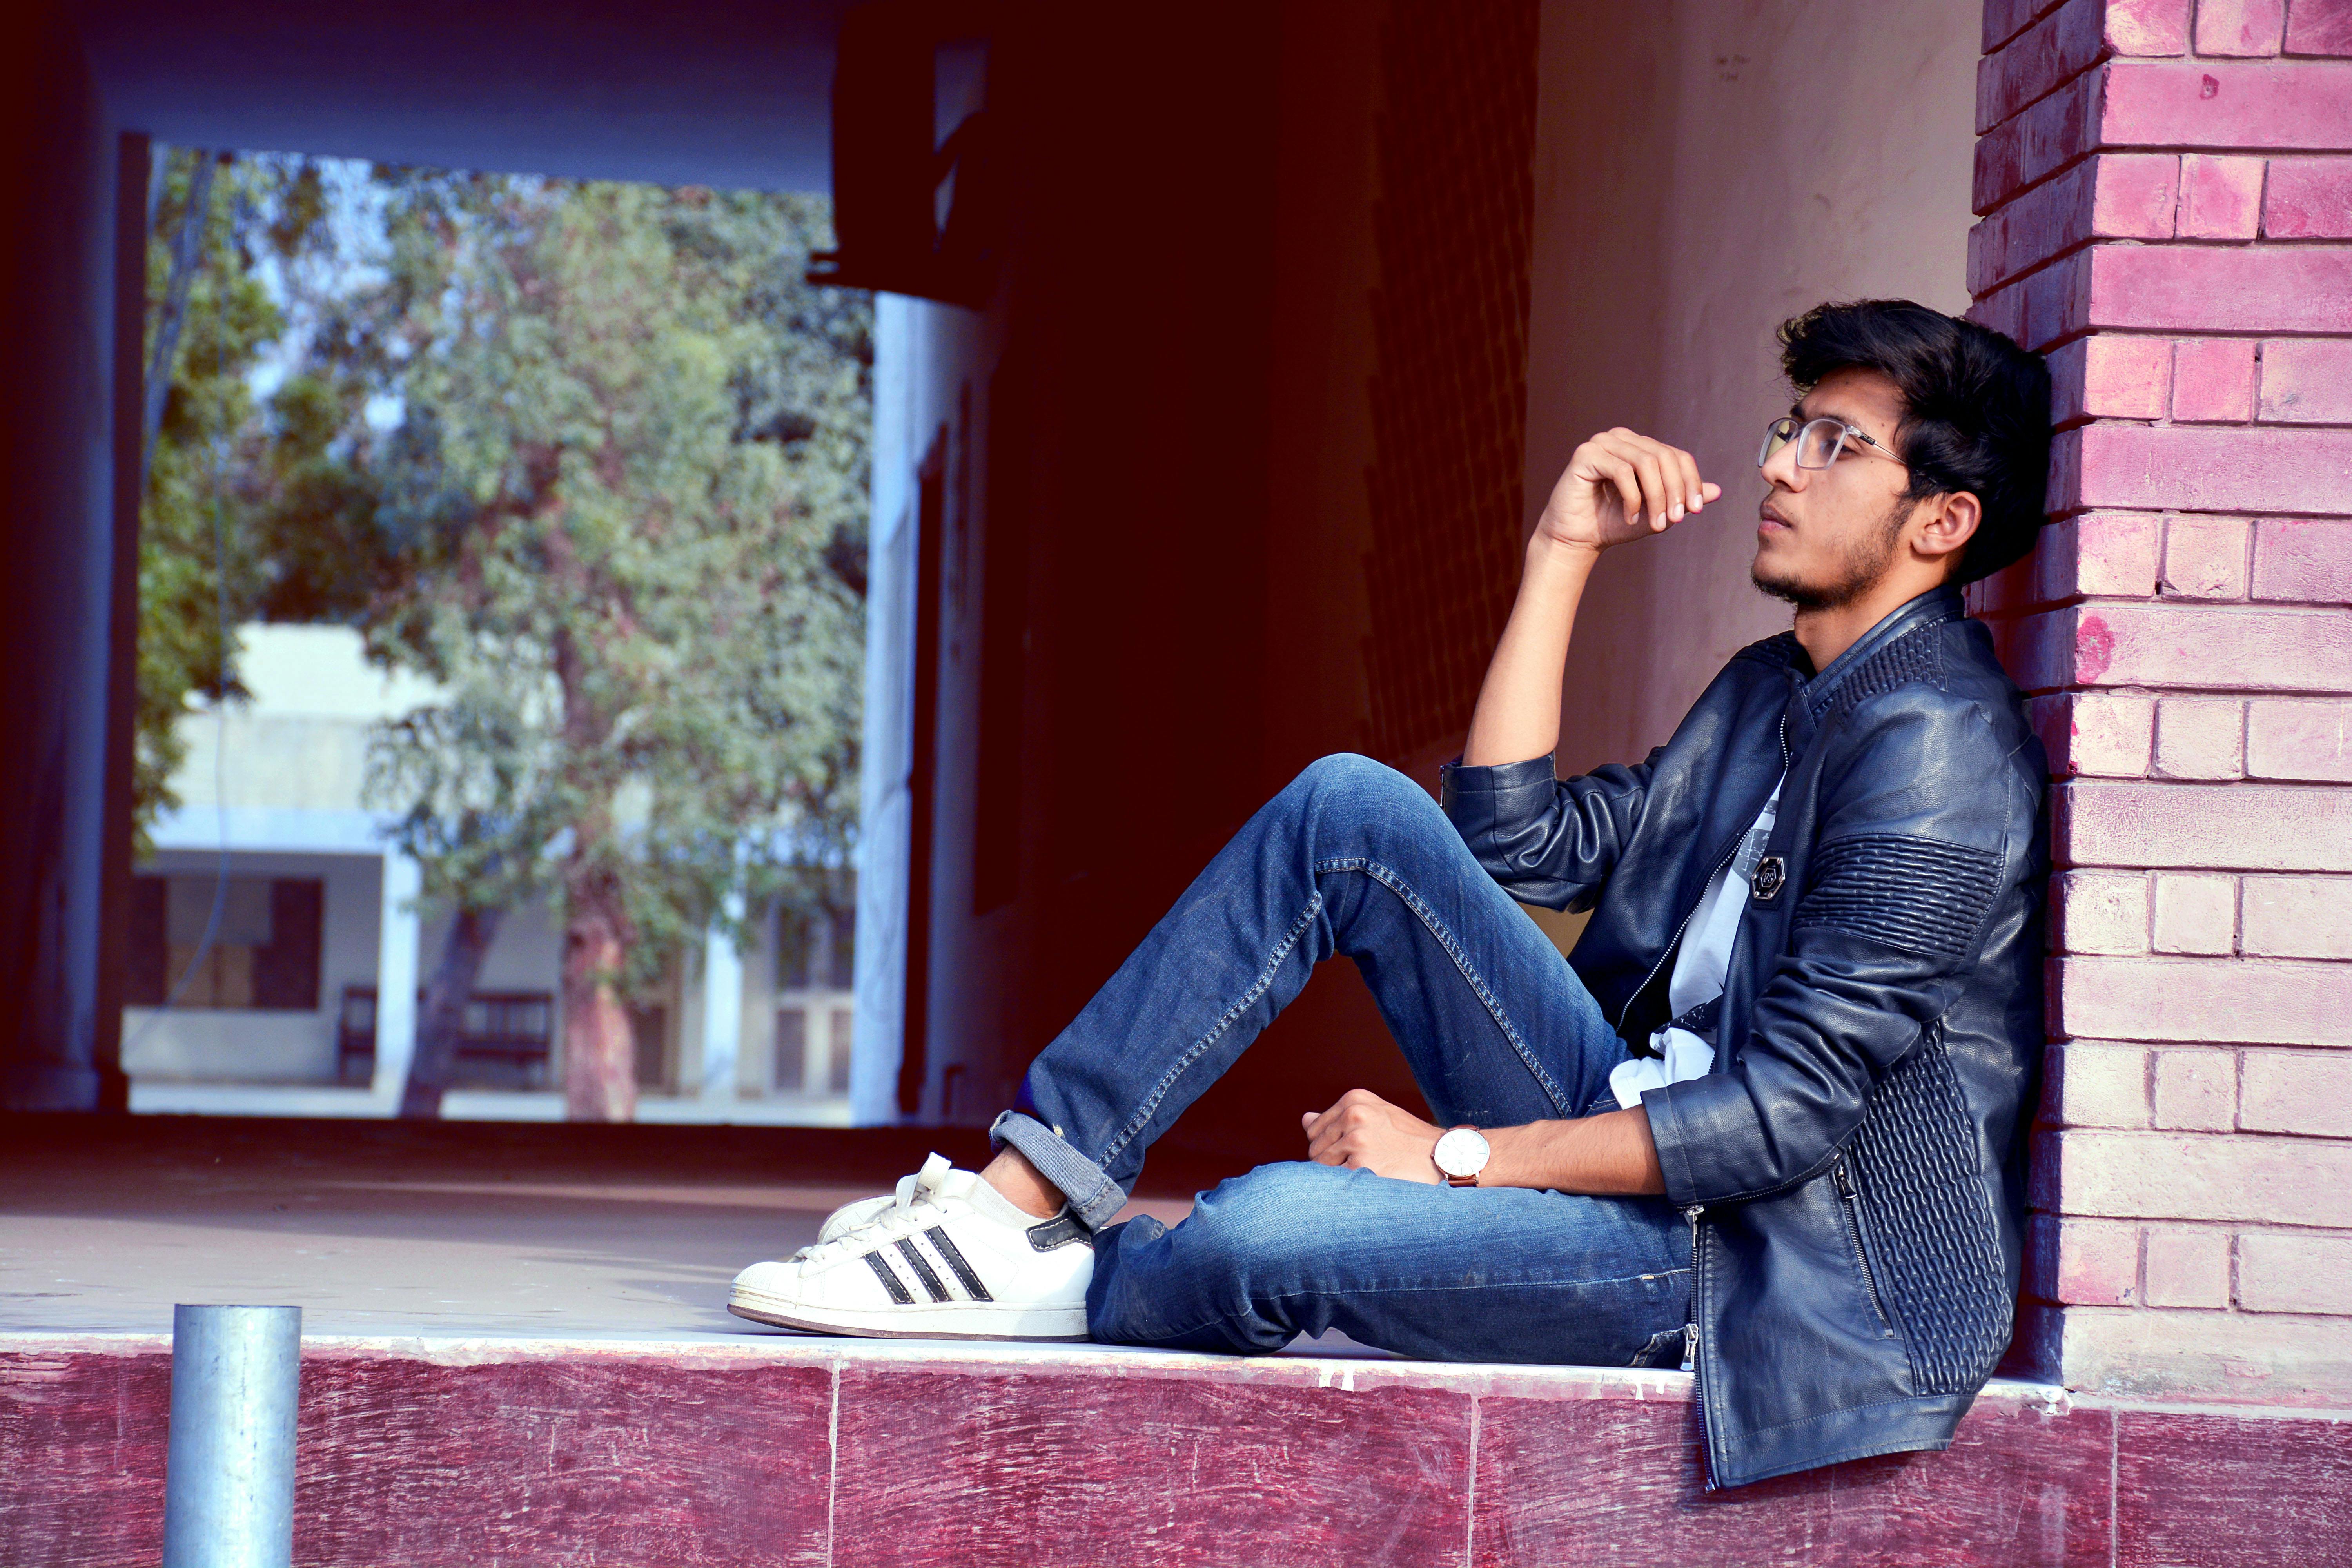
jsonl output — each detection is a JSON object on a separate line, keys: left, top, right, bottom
{"left": 988, "top": 1110, "right": 1128, "bottom": 1231}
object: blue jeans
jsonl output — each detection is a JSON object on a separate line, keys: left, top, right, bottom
{"left": 990, "top": 753, "right": 1691, "bottom": 1367}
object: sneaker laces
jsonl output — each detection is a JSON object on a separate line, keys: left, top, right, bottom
{"left": 793, "top": 1152, "right": 958, "bottom": 1264}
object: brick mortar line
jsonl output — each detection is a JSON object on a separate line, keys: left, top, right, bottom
{"left": 1980, "top": 0, "right": 2069, "bottom": 57}
{"left": 1981, "top": 589, "right": 2352, "bottom": 603}
{"left": 1990, "top": 588, "right": 2352, "bottom": 601}
{"left": 2055, "top": 768, "right": 2352, "bottom": 779}
{"left": 2027, "top": 1210, "right": 2352, "bottom": 1231}
{"left": 1971, "top": 323, "right": 2352, "bottom": 357}
{"left": 2031, "top": 1221, "right": 2352, "bottom": 1243}
{"left": 2045, "top": 953, "right": 2352, "bottom": 968}
{"left": 2112, "top": 970, "right": 2352, "bottom": 982}
{"left": 2045, "top": 421, "right": 2352, "bottom": 439}
{"left": 1976, "top": 237, "right": 2352, "bottom": 309}
{"left": 1978, "top": 170, "right": 2352, "bottom": 226}
{"left": 2045, "top": 1038, "right": 2352, "bottom": 1051}
{"left": 2038, "top": 328, "right": 2352, "bottom": 340}
{"left": 2045, "top": 1042, "right": 2352, "bottom": 1058}
{"left": 2033, "top": 1307, "right": 2352, "bottom": 1322}
{"left": 1999, "top": 587, "right": 2352, "bottom": 599}
{"left": 1976, "top": 49, "right": 2109, "bottom": 138}
{"left": 2039, "top": 1131, "right": 2352, "bottom": 1149}
{"left": 2027, "top": 1299, "right": 2352, "bottom": 1321}
{"left": 1974, "top": 146, "right": 2101, "bottom": 220}
{"left": 1979, "top": 61, "right": 2352, "bottom": 148}
{"left": 2034, "top": 693, "right": 2352, "bottom": 706}
{"left": 2083, "top": 421, "right": 2352, "bottom": 432}
{"left": 2050, "top": 416, "right": 2352, "bottom": 431}
{"left": 2050, "top": 945, "right": 2352, "bottom": 954}
{"left": 1982, "top": 609, "right": 2352, "bottom": 621}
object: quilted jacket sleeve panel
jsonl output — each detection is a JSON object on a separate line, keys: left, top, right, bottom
{"left": 1439, "top": 751, "right": 1657, "bottom": 913}
{"left": 1643, "top": 686, "right": 2024, "bottom": 1208}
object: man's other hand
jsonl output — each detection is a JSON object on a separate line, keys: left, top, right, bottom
{"left": 1302, "top": 1088, "right": 1445, "bottom": 1183}
{"left": 1537, "top": 428, "right": 1721, "bottom": 554}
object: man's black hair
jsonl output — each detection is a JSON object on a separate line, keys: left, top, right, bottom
{"left": 1777, "top": 300, "right": 2053, "bottom": 584}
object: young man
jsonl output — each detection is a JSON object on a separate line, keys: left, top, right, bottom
{"left": 732, "top": 300, "right": 2053, "bottom": 1487}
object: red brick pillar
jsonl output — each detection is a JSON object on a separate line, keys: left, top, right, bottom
{"left": 1969, "top": 0, "right": 2352, "bottom": 1403}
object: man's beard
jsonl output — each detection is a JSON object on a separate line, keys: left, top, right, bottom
{"left": 1752, "top": 495, "right": 1918, "bottom": 612}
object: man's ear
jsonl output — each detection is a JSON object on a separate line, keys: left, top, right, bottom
{"left": 1913, "top": 490, "right": 1980, "bottom": 571}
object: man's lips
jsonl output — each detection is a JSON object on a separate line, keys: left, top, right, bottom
{"left": 1758, "top": 504, "right": 1793, "bottom": 535}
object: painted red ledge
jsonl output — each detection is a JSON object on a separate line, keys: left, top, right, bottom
{"left": 2114, "top": 1409, "right": 2352, "bottom": 1568}
{"left": 1471, "top": 1394, "right": 2114, "bottom": 1568}
{"left": 5, "top": 1336, "right": 2349, "bottom": 1567}
{"left": 831, "top": 1362, "right": 1471, "bottom": 1568}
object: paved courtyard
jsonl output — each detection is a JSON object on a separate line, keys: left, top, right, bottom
{"left": 0, "top": 1115, "right": 1216, "bottom": 1343}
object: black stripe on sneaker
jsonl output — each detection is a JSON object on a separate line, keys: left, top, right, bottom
{"left": 862, "top": 1249, "right": 914, "bottom": 1304}
{"left": 922, "top": 1226, "right": 994, "bottom": 1302}
{"left": 1026, "top": 1212, "right": 1094, "bottom": 1252}
{"left": 894, "top": 1238, "right": 951, "bottom": 1302}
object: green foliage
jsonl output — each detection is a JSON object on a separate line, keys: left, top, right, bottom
{"left": 134, "top": 155, "right": 870, "bottom": 1011}
{"left": 349, "top": 174, "right": 870, "bottom": 992}
{"left": 134, "top": 151, "right": 369, "bottom": 851}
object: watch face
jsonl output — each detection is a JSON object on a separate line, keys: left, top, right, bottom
{"left": 1433, "top": 1127, "right": 1490, "bottom": 1178}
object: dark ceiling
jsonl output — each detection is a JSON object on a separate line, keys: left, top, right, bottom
{"left": 78, "top": 0, "right": 857, "bottom": 192}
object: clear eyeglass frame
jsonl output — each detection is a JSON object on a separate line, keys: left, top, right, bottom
{"left": 1757, "top": 415, "right": 1906, "bottom": 471}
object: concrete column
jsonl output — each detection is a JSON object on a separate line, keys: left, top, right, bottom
{"left": 851, "top": 292, "right": 918, "bottom": 1126}
{"left": 699, "top": 903, "right": 743, "bottom": 1104}
{"left": 369, "top": 851, "right": 421, "bottom": 1105}
{"left": 0, "top": 22, "right": 124, "bottom": 1111}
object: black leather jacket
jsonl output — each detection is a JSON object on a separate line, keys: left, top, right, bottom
{"left": 1441, "top": 587, "right": 2046, "bottom": 1488}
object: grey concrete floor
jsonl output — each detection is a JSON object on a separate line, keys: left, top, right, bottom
{"left": 0, "top": 1116, "right": 1214, "bottom": 1343}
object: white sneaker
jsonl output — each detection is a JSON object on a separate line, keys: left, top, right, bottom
{"left": 731, "top": 1153, "right": 1094, "bottom": 1341}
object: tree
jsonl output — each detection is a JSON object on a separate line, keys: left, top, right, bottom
{"left": 349, "top": 173, "right": 869, "bottom": 1119}
{"left": 136, "top": 150, "right": 364, "bottom": 854}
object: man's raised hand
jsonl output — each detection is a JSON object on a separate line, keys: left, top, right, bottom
{"left": 1537, "top": 428, "right": 1721, "bottom": 554}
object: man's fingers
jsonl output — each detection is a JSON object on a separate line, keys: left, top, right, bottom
{"left": 1670, "top": 446, "right": 1706, "bottom": 514}
{"left": 1308, "top": 1122, "right": 1348, "bottom": 1165}
{"left": 1638, "top": 449, "right": 1675, "bottom": 530}
{"left": 1305, "top": 1099, "right": 1352, "bottom": 1163}
{"left": 1597, "top": 430, "right": 1723, "bottom": 525}
{"left": 1602, "top": 458, "right": 1643, "bottom": 530}
{"left": 1591, "top": 434, "right": 1644, "bottom": 525}
{"left": 1608, "top": 431, "right": 1706, "bottom": 526}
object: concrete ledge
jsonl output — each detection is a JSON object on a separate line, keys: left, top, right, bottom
{"left": 6, "top": 1331, "right": 2345, "bottom": 1566}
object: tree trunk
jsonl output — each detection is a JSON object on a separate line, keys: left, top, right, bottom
{"left": 562, "top": 896, "right": 637, "bottom": 1122}
{"left": 398, "top": 904, "right": 504, "bottom": 1120}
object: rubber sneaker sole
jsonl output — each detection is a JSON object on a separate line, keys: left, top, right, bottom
{"left": 727, "top": 1286, "right": 1089, "bottom": 1342}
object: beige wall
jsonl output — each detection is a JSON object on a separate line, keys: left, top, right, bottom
{"left": 1527, "top": 0, "right": 1981, "bottom": 771}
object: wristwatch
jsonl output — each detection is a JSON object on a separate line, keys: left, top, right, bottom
{"left": 1432, "top": 1125, "right": 1491, "bottom": 1188}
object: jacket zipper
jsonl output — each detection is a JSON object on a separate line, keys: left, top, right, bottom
{"left": 1833, "top": 1155, "right": 1895, "bottom": 1335}
{"left": 1615, "top": 711, "right": 1792, "bottom": 1040}
{"left": 1682, "top": 1202, "right": 1721, "bottom": 1491}
{"left": 1679, "top": 1204, "right": 1703, "bottom": 1372}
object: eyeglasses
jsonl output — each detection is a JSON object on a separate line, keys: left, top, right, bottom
{"left": 1757, "top": 415, "right": 1906, "bottom": 471}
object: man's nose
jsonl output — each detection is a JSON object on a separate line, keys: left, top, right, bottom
{"left": 1760, "top": 446, "right": 1807, "bottom": 491}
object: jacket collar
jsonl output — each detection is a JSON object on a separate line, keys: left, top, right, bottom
{"left": 1777, "top": 585, "right": 1965, "bottom": 754}
{"left": 1799, "top": 585, "right": 1964, "bottom": 706}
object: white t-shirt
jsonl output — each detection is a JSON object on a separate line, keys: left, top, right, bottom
{"left": 1609, "top": 779, "right": 1783, "bottom": 1111}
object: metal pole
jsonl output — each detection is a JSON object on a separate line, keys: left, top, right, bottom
{"left": 163, "top": 1304, "right": 301, "bottom": 1568}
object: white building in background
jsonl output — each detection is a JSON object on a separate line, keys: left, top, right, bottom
{"left": 129, "top": 623, "right": 853, "bottom": 1123}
